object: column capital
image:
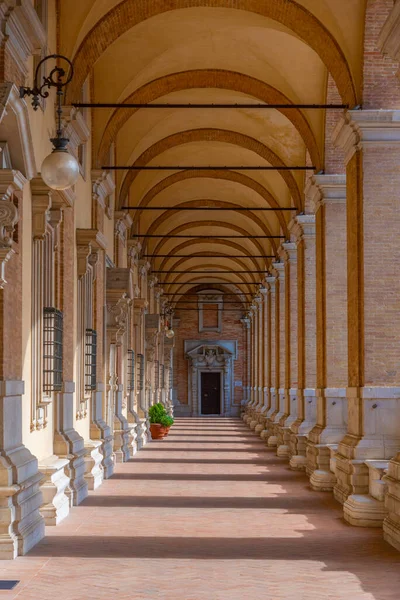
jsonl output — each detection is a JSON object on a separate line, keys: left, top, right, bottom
{"left": 305, "top": 174, "right": 346, "bottom": 213}
{"left": 333, "top": 109, "right": 400, "bottom": 165}
{"left": 282, "top": 241, "right": 297, "bottom": 263}
{"left": 295, "top": 214, "right": 316, "bottom": 238}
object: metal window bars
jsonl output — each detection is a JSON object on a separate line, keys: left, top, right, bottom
{"left": 127, "top": 349, "right": 135, "bottom": 391}
{"left": 85, "top": 329, "right": 97, "bottom": 392}
{"left": 137, "top": 353, "right": 144, "bottom": 391}
{"left": 154, "top": 360, "right": 160, "bottom": 390}
{"left": 160, "top": 364, "right": 165, "bottom": 389}
{"left": 43, "top": 307, "right": 63, "bottom": 393}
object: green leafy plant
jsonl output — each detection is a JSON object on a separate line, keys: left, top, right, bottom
{"left": 148, "top": 403, "right": 174, "bottom": 427}
{"left": 148, "top": 403, "right": 166, "bottom": 424}
{"left": 160, "top": 414, "right": 174, "bottom": 427}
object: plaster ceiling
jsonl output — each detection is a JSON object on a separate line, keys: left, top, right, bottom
{"left": 59, "top": 0, "right": 366, "bottom": 304}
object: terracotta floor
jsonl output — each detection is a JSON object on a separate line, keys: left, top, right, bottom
{"left": 1, "top": 418, "right": 400, "bottom": 599}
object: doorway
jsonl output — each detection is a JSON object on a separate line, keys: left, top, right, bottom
{"left": 201, "top": 372, "right": 221, "bottom": 415}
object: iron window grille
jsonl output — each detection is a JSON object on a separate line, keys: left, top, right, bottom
{"left": 127, "top": 349, "right": 135, "bottom": 391}
{"left": 160, "top": 364, "right": 165, "bottom": 389}
{"left": 43, "top": 307, "right": 63, "bottom": 393}
{"left": 85, "top": 329, "right": 97, "bottom": 392}
{"left": 137, "top": 353, "right": 144, "bottom": 391}
{"left": 154, "top": 360, "right": 160, "bottom": 389}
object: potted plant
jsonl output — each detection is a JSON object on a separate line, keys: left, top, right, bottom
{"left": 160, "top": 414, "right": 174, "bottom": 436}
{"left": 148, "top": 403, "right": 170, "bottom": 440}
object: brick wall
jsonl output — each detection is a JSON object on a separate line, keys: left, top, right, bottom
{"left": 174, "top": 296, "right": 245, "bottom": 407}
{"left": 364, "top": 0, "right": 400, "bottom": 108}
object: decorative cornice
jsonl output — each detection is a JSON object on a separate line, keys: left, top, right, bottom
{"left": 91, "top": 169, "right": 115, "bottom": 215}
{"left": 62, "top": 107, "right": 90, "bottom": 156}
{"left": 305, "top": 174, "right": 346, "bottom": 213}
{"left": 76, "top": 228, "right": 107, "bottom": 251}
{"left": 282, "top": 241, "right": 297, "bottom": 264}
{"left": 333, "top": 110, "right": 400, "bottom": 164}
{"left": 295, "top": 214, "right": 316, "bottom": 238}
{"left": 0, "top": 83, "right": 36, "bottom": 179}
{"left": 3, "top": 1, "right": 46, "bottom": 81}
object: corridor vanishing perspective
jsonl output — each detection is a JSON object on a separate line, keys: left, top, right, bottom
{"left": 2, "top": 1, "right": 400, "bottom": 596}
{"left": 0, "top": 419, "right": 399, "bottom": 599}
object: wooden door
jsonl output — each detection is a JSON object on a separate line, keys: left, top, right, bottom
{"left": 201, "top": 372, "right": 221, "bottom": 415}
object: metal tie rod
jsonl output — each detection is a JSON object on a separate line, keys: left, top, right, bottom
{"left": 143, "top": 254, "right": 275, "bottom": 258}
{"left": 161, "top": 282, "right": 260, "bottom": 286}
{"left": 161, "top": 293, "right": 256, "bottom": 296}
{"left": 154, "top": 270, "right": 268, "bottom": 274}
{"left": 105, "top": 165, "right": 314, "bottom": 171}
{"left": 73, "top": 102, "right": 349, "bottom": 109}
{"left": 139, "top": 234, "right": 284, "bottom": 239}
{"left": 122, "top": 206, "right": 296, "bottom": 211}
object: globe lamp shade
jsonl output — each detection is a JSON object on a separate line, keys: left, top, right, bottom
{"left": 41, "top": 146, "right": 79, "bottom": 191}
{"left": 165, "top": 329, "right": 175, "bottom": 339}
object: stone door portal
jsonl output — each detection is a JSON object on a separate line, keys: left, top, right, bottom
{"left": 201, "top": 372, "right": 221, "bottom": 415}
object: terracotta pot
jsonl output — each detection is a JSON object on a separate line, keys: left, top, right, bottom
{"left": 150, "top": 423, "right": 167, "bottom": 440}
{"left": 164, "top": 426, "right": 171, "bottom": 436}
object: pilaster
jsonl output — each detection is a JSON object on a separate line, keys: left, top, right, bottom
{"left": 332, "top": 111, "right": 400, "bottom": 535}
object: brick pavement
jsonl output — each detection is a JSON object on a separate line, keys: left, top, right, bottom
{"left": 1, "top": 418, "right": 399, "bottom": 599}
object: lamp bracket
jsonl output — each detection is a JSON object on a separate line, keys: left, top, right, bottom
{"left": 20, "top": 54, "right": 74, "bottom": 111}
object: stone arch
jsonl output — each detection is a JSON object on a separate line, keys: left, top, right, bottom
{"left": 118, "top": 128, "right": 302, "bottom": 209}
{"left": 145, "top": 220, "right": 275, "bottom": 257}
{"left": 130, "top": 170, "right": 289, "bottom": 237}
{"left": 157, "top": 239, "right": 266, "bottom": 271}
{"left": 142, "top": 200, "right": 279, "bottom": 243}
{"left": 69, "top": 0, "right": 357, "bottom": 106}
{"left": 164, "top": 274, "right": 255, "bottom": 296}
{"left": 159, "top": 255, "right": 261, "bottom": 279}
{"left": 97, "top": 69, "right": 321, "bottom": 170}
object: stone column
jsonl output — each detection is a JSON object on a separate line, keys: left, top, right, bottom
{"left": 266, "top": 273, "right": 278, "bottom": 446}
{"left": 304, "top": 175, "right": 348, "bottom": 491}
{"left": 255, "top": 286, "right": 269, "bottom": 435}
{"left": 250, "top": 297, "right": 263, "bottom": 428}
{"left": 289, "top": 214, "right": 317, "bottom": 470}
{"left": 0, "top": 172, "right": 45, "bottom": 558}
{"left": 277, "top": 243, "right": 297, "bottom": 457}
{"left": 333, "top": 111, "right": 400, "bottom": 534}
{"left": 274, "top": 258, "right": 289, "bottom": 457}
{"left": 240, "top": 316, "right": 250, "bottom": 412}
{"left": 260, "top": 282, "right": 272, "bottom": 440}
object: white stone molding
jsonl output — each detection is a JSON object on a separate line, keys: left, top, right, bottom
{"left": 1, "top": 1, "right": 46, "bottom": 80}
{"left": 333, "top": 110, "right": 400, "bottom": 164}
{"left": 91, "top": 169, "right": 115, "bottom": 218}
{"left": 344, "top": 460, "right": 389, "bottom": 527}
{"left": 304, "top": 174, "right": 346, "bottom": 214}
{"left": 186, "top": 342, "right": 235, "bottom": 416}
{"left": 378, "top": 0, "right": 400, "bottom": 67}
{"left": 38, "top": 456, "right": 72, "bottom": 526}
{"left": 0, "top": 83, "right": 36, "bottom": 179}
{"left": 84, "top": 440, "right": 104, "bottom": 490}
{"left": 114, "top": 210, "right": 133, "bottom": 246}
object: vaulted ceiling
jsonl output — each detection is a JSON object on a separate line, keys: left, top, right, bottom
{"left": 60, "top": 0, "right": 366, "bottom": 305}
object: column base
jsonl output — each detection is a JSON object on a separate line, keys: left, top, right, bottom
{"left": 267, "top": 435, "right": 277, "bottom": 448}
{"left": 289, "top": 454, "right": 307, "bottom": 470}
{"left": 289, "top": 434, "right": 308, "bottom": 471}
{"left": 113, "top": 415, "right": 131, "bottom": 462}
{"left": 344, "top": 494, "right": 388, "bottom": 527}
{"left": 0, "top": 449, "right": 45, "bottom": 559}
{"left": 55, "top": 428, "right": 89, "bottom": 506}
{"left": 39, "top": 456, "right": 71, "bottom": 526}
{"left": 310, "top": 469, "right": 337, "bottom": 491}
{"left": 84, "top": 441, "right": 104, "bottom": 490}
{"left": 383, "top": 452, "right": 400, "bottom": 551}
{"left": 277, "top": 444, "right": 290, "bottom": 458}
